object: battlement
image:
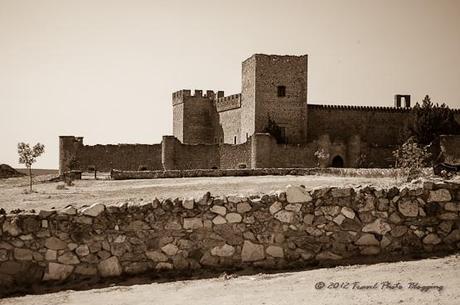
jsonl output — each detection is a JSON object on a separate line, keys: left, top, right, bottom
{"left": 172, "top": 89, "right": 224, "bottom": 106}
{"left": 308, "top": 104, "right": 414, "bottom": 113}
{"left": 243, "top": 53, "right": 308, "bottom": 65}
{"left": 215, "top": 93, "right": 241, "bottom": 112}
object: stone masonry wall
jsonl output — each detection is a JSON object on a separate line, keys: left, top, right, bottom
{"left": 307, "top": 105, "right": 414, "bottom": 146}
{"left": 1, "top": 181, "right": 460, "bottom": 296}
{"left": 77, "top": 144, "right": 163, "bottom": 172}
{"left": 59, "top": 136, "right": 163, "bottom": 174}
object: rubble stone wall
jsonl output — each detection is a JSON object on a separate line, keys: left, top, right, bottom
{"left": 2, "top": 181, "right": 460, "bottom": 295}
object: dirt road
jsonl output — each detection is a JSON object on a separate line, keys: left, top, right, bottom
{"left": 1, "top": 255, "right": 458, "bottom": 305}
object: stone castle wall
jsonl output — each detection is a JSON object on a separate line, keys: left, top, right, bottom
{"left": 161, "top": 136, "right": 252, "bottom": 170}
{"left": 59, "top": 133, "right": 400, "bottom": 174}
{"left": 1, "top": 181, "right": 459, "bottom": 296}
{"left": 307, "top": 105, "right": 414, "bottom": 146}
{"left": 59, "top": 136, "right": 162, "bottom": 174}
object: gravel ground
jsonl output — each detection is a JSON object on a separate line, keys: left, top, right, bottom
{"left": 1, "top": 254, "right": 458, "bottom": 305}
{"left": 0, "top": 174, "right": 400, "bottom": 212}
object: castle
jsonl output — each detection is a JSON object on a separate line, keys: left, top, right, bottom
{"left": 59, "top": 54, "right": 460, "bottom": 174}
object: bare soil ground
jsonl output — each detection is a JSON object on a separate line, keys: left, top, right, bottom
{"left": 0, "top": 174, "right": 400, "bottom": 212}
{"left": 1, "top": 254, "right": 458, "bottom": 305}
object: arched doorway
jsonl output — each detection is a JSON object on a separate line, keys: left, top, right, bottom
{"left": 331, "top": 155, "right": 344, "bottom": 168}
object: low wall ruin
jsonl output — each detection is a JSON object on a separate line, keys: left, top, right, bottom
{"left": 110, "top": 167, "right": 417, "bottom": 180}
{"left": 1, "top": 180, "right": 460, "bottom": 296}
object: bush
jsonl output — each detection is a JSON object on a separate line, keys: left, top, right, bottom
{"left": 392, "top": 137, "right": 431, "bottom": 181}
{"left": 314, "top": 148, "right": 330, "bottom": 168}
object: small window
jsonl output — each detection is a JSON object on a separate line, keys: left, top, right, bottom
{"left": 277, "top": 86, "right": 286, "bottom": 97}
{"left": 234, "top": 136, "right": 237, "bottom": 144}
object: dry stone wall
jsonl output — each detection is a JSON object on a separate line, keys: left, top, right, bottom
{"left": 1, "top": 180, "right": 460, "bottom": 296}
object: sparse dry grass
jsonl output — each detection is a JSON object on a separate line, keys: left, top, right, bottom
{"left": 0, "top": 174, "right": 401, "bottom": 212}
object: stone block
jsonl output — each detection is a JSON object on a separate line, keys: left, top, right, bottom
{"left": 98, "top": 256, "right": 122, "bottom": 277}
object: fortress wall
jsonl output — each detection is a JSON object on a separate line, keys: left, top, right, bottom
{"left": 218, "top": 142, "right": 252, "bottom": 169}
{"left": 215, "top": 94, "right": 241, "bottom": 112}
{"left": 365, "top": 146, "right": 396, "bottom": 168}
{"left": 269, "top": 143, "right": 317, "bottom": 168}
{"left": 307, "top": 105, "right": 414, "bottom": 146}
{"left": 59, "top": 137, "right": 162, "bottom": 173}
{"left": 166, "top": 138, "right": 251, "bottom": 170}
{"left": 1, "top": 182, "right": 459, "bottom": 296}
{"left": 172, "top": 142, "right": 220, "bottom": 170}
{"left": 217, "top": 108, "right": 242, "bottom": 144}
{"left": 251, "top": 134, "right": 316, "bottom": 168}
{"left": 77, "top": 144, "right": 163, "bottom": 172}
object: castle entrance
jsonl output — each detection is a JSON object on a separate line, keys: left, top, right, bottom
{"left": 331, "top": 156, "right": 344, "bottom": 168}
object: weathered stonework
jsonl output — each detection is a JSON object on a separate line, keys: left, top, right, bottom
{"left": 1, "top": 180, "right": 460, "bottom": 296}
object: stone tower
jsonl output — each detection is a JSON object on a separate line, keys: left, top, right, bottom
{"left": 240, "top": 54, "right": 308, "bottom": 144}
{"left": 172, "top": 89, "right": 222, "bottom": 144}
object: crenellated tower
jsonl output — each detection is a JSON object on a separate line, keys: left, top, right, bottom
{"left": 172, "top": 89, "right": 223, "bottom": 144}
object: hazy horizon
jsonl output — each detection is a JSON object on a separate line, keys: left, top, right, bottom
{"left": 1, "top": 0, "right": 460, "bottom": 169}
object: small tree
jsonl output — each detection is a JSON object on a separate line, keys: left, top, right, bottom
{"left": 392, "top": 137, "right": 431, "bottom": 181}
{"left": 17, "top": 142, "right": 45, "bottom": 192}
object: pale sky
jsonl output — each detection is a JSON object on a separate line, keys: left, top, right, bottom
{"left": 1, "top": 0, "right": 460, "bottom": 169}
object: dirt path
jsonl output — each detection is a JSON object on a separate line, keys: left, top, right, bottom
{"left": 1, "top": 255, "right": 458, "bottom": 305}
{"left": 0, "top": 175, "right": 399, "bottom": 212}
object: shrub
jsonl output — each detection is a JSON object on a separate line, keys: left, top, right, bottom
{"left": 392, "top": 137, "right": 431, "bottom": 181}
{"left": 314, "top": 148, "right": 330, "bottom": 167}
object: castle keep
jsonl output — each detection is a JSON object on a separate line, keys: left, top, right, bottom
{"left": 59, "top": 54, "right": 460, "bottom": 174}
